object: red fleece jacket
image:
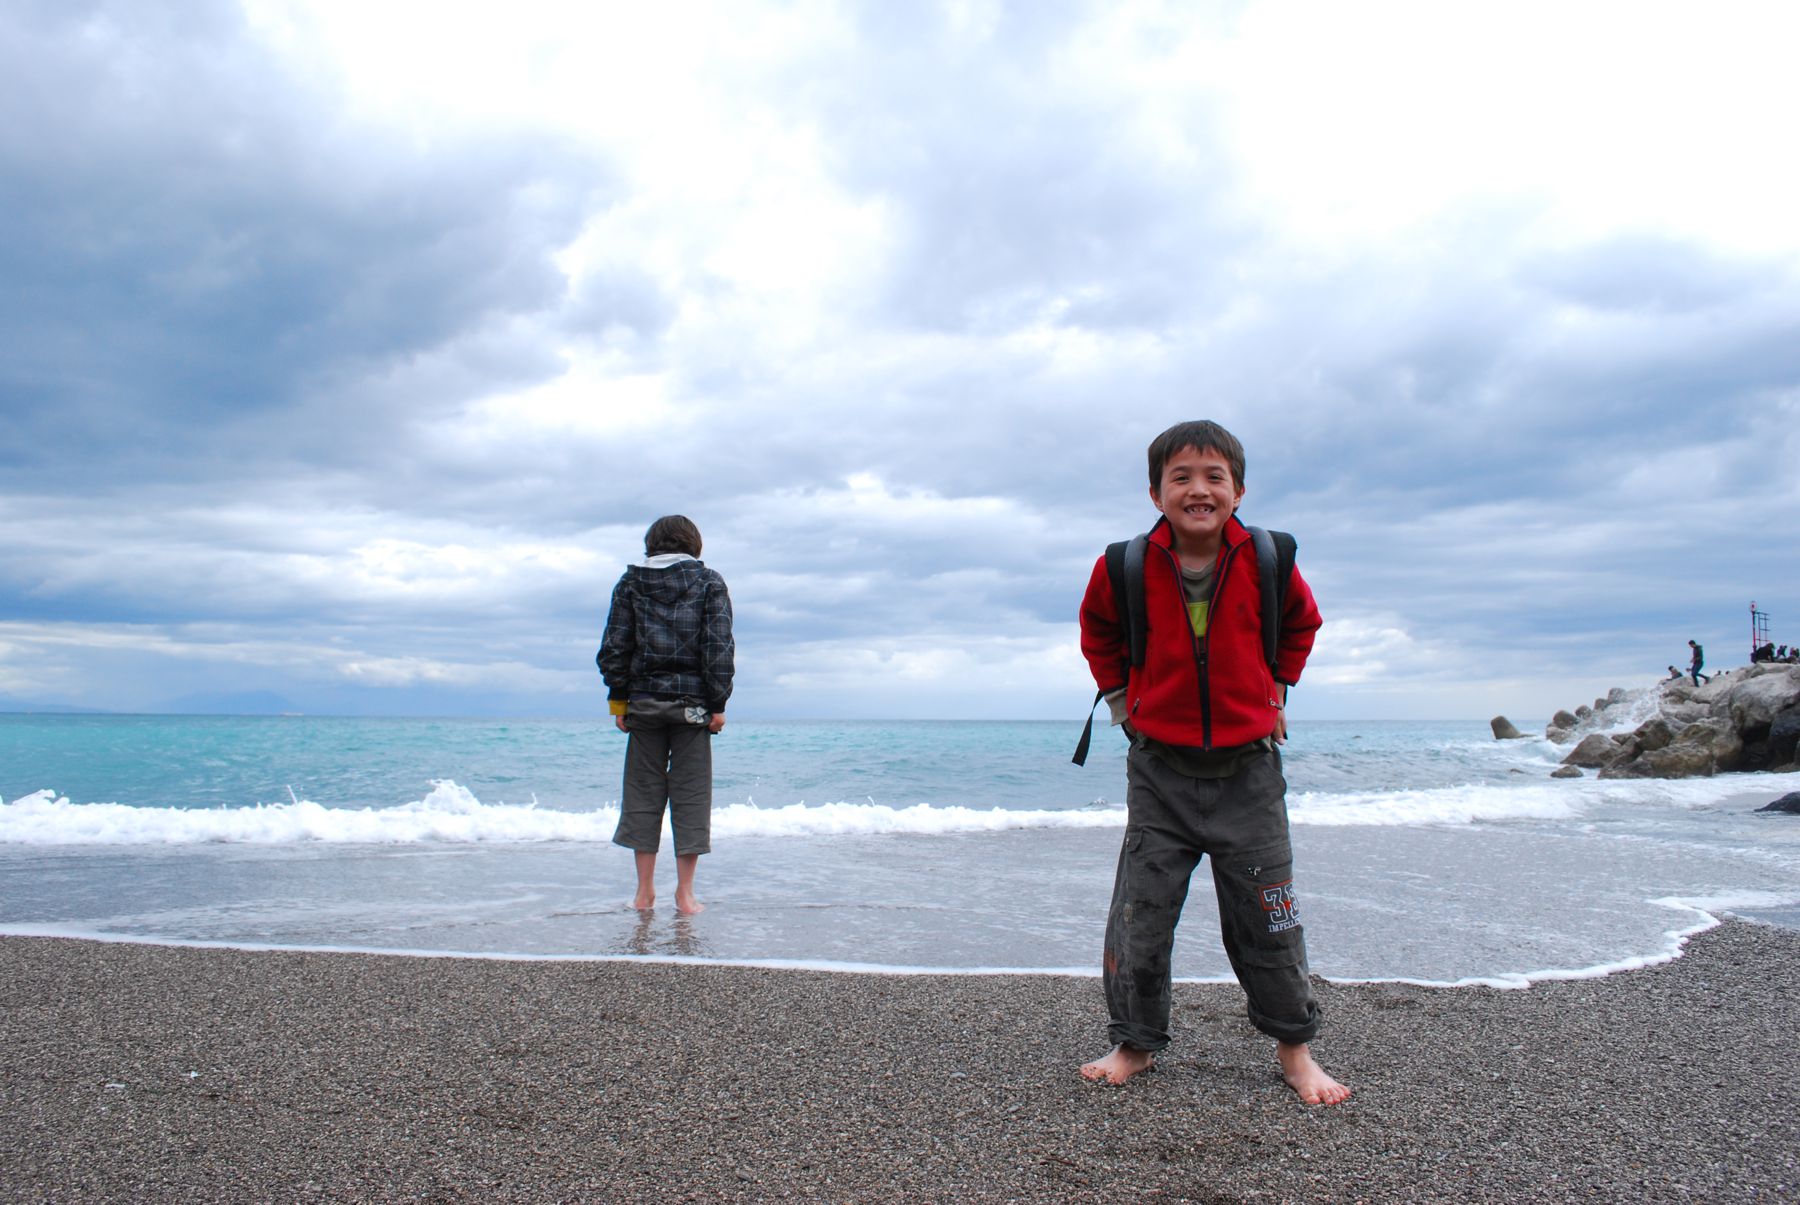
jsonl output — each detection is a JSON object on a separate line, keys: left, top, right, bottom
{"left": 1079, "top": 515, "right": 1322, "bottom": 750}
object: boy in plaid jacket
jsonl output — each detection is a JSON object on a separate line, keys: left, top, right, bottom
{"left": 598, "top": 515, "right": 734, "bottom": 914}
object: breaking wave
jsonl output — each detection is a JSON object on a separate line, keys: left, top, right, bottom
{"left": 0, "top": 772, "right": 1758, "bottom": 846}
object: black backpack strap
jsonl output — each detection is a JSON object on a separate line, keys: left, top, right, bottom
{"left": 1248, "top": 526, "right": 1298, "bottom": 676}
{"left": 1104, "top": 541, "right": 1129, "bottom": 670}
{"left": 1102, "top": 535, "right": 1149, "bottom": 670}
{"left": 1074, "top": 533, "right": 1151, "bottom": 765}
{"left": 1071, "top": 688, "right": 1104, "bottom": 766}
{"left": 1122, "top": 534, "right": 1148, "bottom": 667}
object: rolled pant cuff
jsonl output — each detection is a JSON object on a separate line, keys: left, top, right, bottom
{"left": 1106, "top": 1023, "right": 1170, "bottom": 1053}
{"left": 611, "top": 836, "right": 712, "bottom": 857}
{"left": 1248, "top": 1003, "right": 1320, "bottom": 1046}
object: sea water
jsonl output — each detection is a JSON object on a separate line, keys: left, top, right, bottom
{"left": 2, "top": 712, "right": 1797, "bottom": 985}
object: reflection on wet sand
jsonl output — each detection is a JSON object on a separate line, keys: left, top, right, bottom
{"left": 625, "top": 909, "right": 708, "bottom": 958}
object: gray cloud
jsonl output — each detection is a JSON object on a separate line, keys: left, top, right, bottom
{"left": 1519, "top": 235, "right": 1784, "bottom": 315}
{"left": 1, "top": 2, "right": 1796, "bottom": 720}
{"left": 1, "top": 0, "right": 608, "bottom": 487}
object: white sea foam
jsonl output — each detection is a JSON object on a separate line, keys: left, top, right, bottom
{"left": 1323, "top": 896, "right": 1723, "bottom": 989}
{"left": 1289, "top": 772, "right": 1764, "bottom": 827}
{"left": 0, "top": 781, "right": 1130, "bottom": 846}
{"left": 0, "top": 782, "right": 600, "bottom": 845}
{"left": 1342, "top": 890, "right": 1800, "bottom": 989}
{"left": 1288, "top": 783, "right": 1584, "bottom": 826}
{"left": 713, "top": 799, "right": 1122, "bottom": 838}
{"left": 1593, "top": 685, "right": 1669, "bottom": 735}
{"left": 3, "top": 768, "right": 1771, "bottom": 845}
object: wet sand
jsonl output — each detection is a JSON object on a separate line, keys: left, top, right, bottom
{"left": 3, "top": 921, "right": 1796, "bottom": 1202}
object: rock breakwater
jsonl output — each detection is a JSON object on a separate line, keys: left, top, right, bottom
{"left": 1544, "top": 663, "right": 1800, "bottom": 779}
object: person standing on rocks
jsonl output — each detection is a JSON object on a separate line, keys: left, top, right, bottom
{"left": 1688, "top": 639, "right": 1710, "bottom": 687}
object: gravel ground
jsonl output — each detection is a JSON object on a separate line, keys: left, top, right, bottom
{"left": 2, "top": 921, "right": 1796, "bottom": 1203}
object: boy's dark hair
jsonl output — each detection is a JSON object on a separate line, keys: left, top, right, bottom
{"left": 1147, "top": 420, "right": 1246, "bottom": 491}
{"left": 645, "top": 515, "right": 702, "bottom": 557}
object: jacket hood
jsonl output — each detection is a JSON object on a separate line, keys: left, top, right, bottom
{"left": 628, "top": 556, "right": 708, "bottom": 605}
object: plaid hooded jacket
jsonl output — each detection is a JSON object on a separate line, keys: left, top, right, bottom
{"left": 597, "top": 555, "right": 735, "bottom": 714}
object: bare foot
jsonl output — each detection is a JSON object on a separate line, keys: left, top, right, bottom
{"left": 673, "top": 853, "right": 702, "bottom": 915}
{"left": 1277, "top": 1041, "right": 1351, "bottom": 1105}
{"left": 632, "top": 851, "right": 657, "bottom": 911}
{"left": 1080, "top": 1044, "right": 1153, "bottom": 1084}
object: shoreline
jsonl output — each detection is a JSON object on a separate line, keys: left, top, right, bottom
{"left": 0, "top": 892, "right": 1734, "bottom": 988}
{"left": 5, "top": 920, "right": 1797, "bottom": 1202}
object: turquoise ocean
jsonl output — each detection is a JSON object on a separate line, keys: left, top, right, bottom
{"left": 3, "top": 707, "right": 1797, "bottom": 986}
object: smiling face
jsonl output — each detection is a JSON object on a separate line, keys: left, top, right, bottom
{"left": 1151, "top": 443, "right": 1244, "bottom": 562}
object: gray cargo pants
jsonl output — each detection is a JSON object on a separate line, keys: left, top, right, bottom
{"left": 1102, "top": 742, "right": 1320, "bottom": 1050}
{"left": 612, "top": 702, "right": 713, "bottom": 856}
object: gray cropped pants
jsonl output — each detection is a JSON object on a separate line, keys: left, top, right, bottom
{"left": 1102, "top": 742, "right": 1320, "bottom": 1051}
{"left": 612, "top": 705, "right": 713, "bottom": 856}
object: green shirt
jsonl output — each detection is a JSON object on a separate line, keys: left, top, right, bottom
{"left": 1141, "top": 558, "right": 1271, "bottom": 775}
{"left": 1180, "top": 560, "right": 1215, "bottom": 637}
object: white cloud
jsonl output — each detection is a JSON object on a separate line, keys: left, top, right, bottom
{"left": 0, "top": 619, "right": 585, "bottom": 706}
{"left": 458, "top": 361, "right": 679, "bottom": 440}
{"left": 336, "top": 537, "right": 601, "bottom": 599}
{"left": 1304, "top": 616, "right": 1437, "bottom": 688}
{"left": 1213, "top": 1, "right": 1800, "bottom": 255}
{"left": 757, "top": 627, "right": 1090, "bottom": 717}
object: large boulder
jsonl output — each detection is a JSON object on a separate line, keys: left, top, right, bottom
{"left": 1490, "top": 715, "right": 1523, "bottom": 740}
{"left": 1769, "top": 705, "right": 1800, "bottom": 769}
{"left": 1606, "top": 687, "right": 1628, "bottom": 704}
{"left": 1758, "top": 792, "right": 1800, "bottom": 813}
{"left": 1687, "top": 717, "right": 1746, "bottom": 771}
{"left": 1575, "top": 704, "right": 1593, "bottom": 720}
{"left": 1608, "top": 745, "right": 1706, "bottom": 779}
{"left": 1691, "top": 674, "right": 1740, "bottom": 707}
{"left": 1564, "top": 733, "right": 1625, "bottom": 769}
{"left": 1692, "top": 713, "right": 1749, "bottom": 770}
{"left": 1618, "top": 718, "right": 1744, "bottom": 778}
{"left": 1627, "top": 717, "right": 1677, "bottom": 754}
{"left": 1662, "top": 702, "right": 1711, "bottom": 725}
{"left": 1551, "top": 709, "right": 1579, "bottom": 730}
{"left": 1728, "top": 670, "right": 1800, "bottom": 739}
{"left": 1551, "top": 765, "right": 1584, "bottom": 778}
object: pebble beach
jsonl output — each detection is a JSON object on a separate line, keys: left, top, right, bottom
{"left": 4, "top": 920, "right": 1796, "bottom": 1203}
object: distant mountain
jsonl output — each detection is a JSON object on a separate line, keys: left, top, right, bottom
{"left": 158, "top": 690, "right": 301, "bottom": 715}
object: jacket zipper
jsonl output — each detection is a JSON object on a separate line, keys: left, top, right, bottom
{"left": 1152, "top": 536, "right": 1233, "bottom": 752}
{"left": 1197, "top": 539, "right": 1240, "bottom": 750}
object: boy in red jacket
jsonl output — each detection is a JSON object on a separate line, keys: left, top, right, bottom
{"left": 1077, "top": 420, "right": 1349, "bottom": 1106}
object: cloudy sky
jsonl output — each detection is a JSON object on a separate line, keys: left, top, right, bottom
{"left": 4, "top": 0, "right": 1797, "bottom": 722}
